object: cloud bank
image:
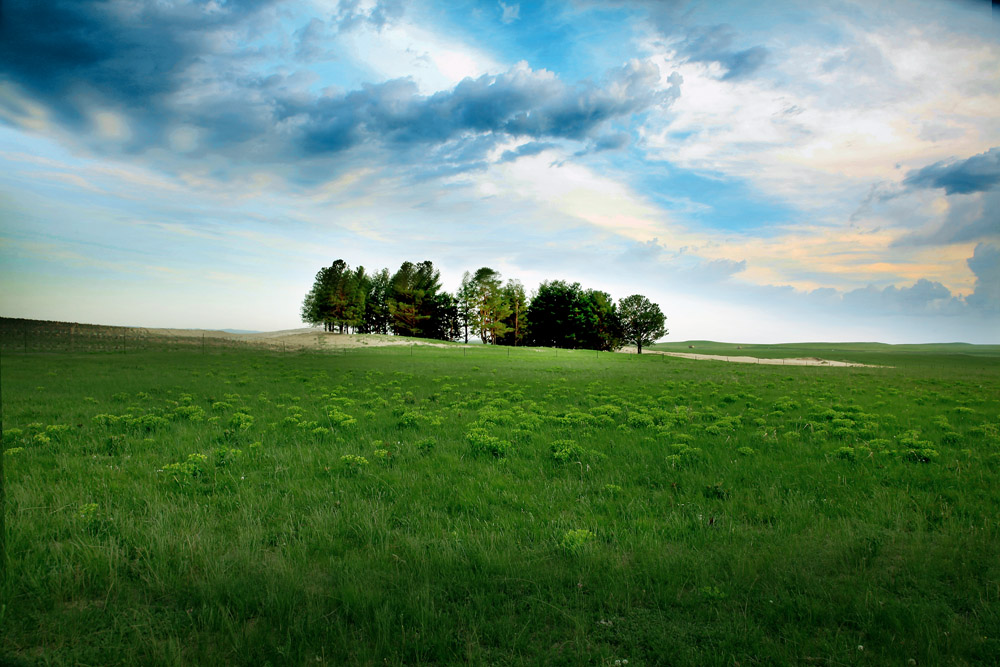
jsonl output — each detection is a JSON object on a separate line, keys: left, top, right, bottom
{"left": 0, "top": 1, "right": 678, "bottom": 180}
{"left": 903, "top": 147, "right": 1000, "bottom": 195}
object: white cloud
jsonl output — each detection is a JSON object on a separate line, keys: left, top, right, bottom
{"left": 336, "top": 17, "right": 506, "bottom": 93}
{"left": 619, "top": 9, "right": 1000, "bottom": 304}
{"left": 499, "top": 2, "right": 520, "bottom": 24}
{"left": 640, "top": 17, "right": 1000, "bottom": 208}
{"left": 470, "top": 148, "right": 678, "bottom": 243}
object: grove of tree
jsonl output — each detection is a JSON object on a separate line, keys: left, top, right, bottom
{"left": 302, "top": 258, "right": 667, "bottom": 351}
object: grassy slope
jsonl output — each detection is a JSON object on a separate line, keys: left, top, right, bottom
{"left": 1, "top": 344, "right": 998, "bottom": 665}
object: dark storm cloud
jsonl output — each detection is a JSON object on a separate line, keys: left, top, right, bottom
{"left": 0, "top": 1, "right": 678, "bottom": 175}
{"left": 842, "top": 278, "right": 961, "bottom": 315}
{"left": 0, "top": 0, "right": 275, "bottom": 127}
{"left": 630, "top": 0, "right": 772, "bottom": 81}
{"left": 856, "top": 148, "right": 1000, "bottom": 247}
{"left": 290, "top": 59, "right": 678, "bottom": 156}
{"left": 649, "top": 20, "right": 769, "bottom": 81}
{"left": 966, "top": 243, "right": 1000, "bottom": 313}
{"left": 294, "top": 18, "right": 330, "bottom": 61}
{"left": 576, "top": 131, "right": 631, "bottom": 156}
{"left": 903, "top": 147, "right": 1000, "bottom": 195}
{"left": 500, "top": 142, "right": 557, "bottom": 163}
{"left": 716, "top": 45, "right": 768, "bottom": 81}
{"left": 893, "top": 191, "right": 1000, "bottom": 247}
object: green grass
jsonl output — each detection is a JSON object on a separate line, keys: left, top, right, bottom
{"left": 650, "top": 340, "right": 1000, "bottom": 365}
{"left": 2, "top": 343, "right": 999, "bottom": 665}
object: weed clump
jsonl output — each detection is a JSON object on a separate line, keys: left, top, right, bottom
{"left": 703, "top": 482, "right": 729, "bottom": 500}
{"left": 835, "top": 446, "right": 857, "bottom": 461}
{"left": 228, "top": 412, "right": 254, "bottom": 430}
{"left": 666, "top": 443, "right": 703, "bottom": 467}
{"left": 160, "top": 453, "right": 208, "bottom": 479}
{"left": 560, "top": 529, "right": 595, "bottom": 552}
{"left": 904, "top": 448, "right": 939, "bottom": 463}
{"left": 340, "top": 454, "right": 369, "bottom": 472}
{"left": 550, "top": 439, "right": 584, "bottom": 463}
{"left": 466, "top": 427, "right": 511, "bottom": 458}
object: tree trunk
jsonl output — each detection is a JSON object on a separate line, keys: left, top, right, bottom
{"left": 514, "top": 305, "right": 519, "bottom": 346}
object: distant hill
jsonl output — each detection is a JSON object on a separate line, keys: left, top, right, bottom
{"left": 649, "top": 340, "right": 1000, "bottom": 357}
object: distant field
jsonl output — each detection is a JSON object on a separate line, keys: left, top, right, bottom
{"left": 2, "top": 330, "right": 999, "bottom": 665}
{"left": 651, "top": 340, "right": 1000, "bottom": 366}
{"left": 0, "top": 317, "right": 475, "bottom": 354}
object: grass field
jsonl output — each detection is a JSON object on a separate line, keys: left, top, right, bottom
{"left": 1, "top": 339, "right": 999, "bottom": 665}
{"left": 649, "top": 340, "right": 1000, "bottom": 365}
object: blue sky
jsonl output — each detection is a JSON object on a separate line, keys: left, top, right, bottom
{"left": 1, "top": 0, "right": 998, "bottom": 342}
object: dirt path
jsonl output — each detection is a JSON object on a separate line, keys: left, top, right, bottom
{"left": 620, "top": 349, "right": 880, "bottom": 367}
{"left": 141, "top": 326, "right": 880, "bottom": 366}
{"left": 142, "top": 327, "right": 468, "bottom": 350}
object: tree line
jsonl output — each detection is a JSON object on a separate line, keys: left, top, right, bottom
{"left": 302, "top": 259, "right": 668, "bottom": 352}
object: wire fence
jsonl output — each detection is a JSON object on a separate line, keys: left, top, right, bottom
{"left": 4, "top": 318, "right": 961, "bottom": 375}
{"left": 0, "top": 319, "right": 649, "bottom": 362}
{"left": 0, "top": 319, "right": 576, "bottom": 357}
{"left": 0, "top": 319, "right": 311, "bottom": 355}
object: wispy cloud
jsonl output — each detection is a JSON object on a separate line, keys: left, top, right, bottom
{"left": 674, "top": 25, "right": 769, "bottom": 81}
{"left": 499, "top": 2, "right": 520, "bottom": 25}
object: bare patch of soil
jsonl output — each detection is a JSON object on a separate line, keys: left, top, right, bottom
{"left": 143, "top": 327, "right": 467, "bottom": 350}
{"left": 619, "top": 349, "right": 881, "bottom": 367}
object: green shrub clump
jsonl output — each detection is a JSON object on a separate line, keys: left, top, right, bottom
{"left": 550, "top": 439, "right": 584, "bottom": 463}
{"left": 560, "top": 529, "right": 595, "bottom": 552}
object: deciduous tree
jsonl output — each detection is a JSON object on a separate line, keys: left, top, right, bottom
{"left": 498, "top": 279, "right": 528, "bottom": 346}
{"left": 469, "top": 267, "right": 512, "bottom": 344}
{"left": 525, "top": 280, "right": 582, "bottom": 348}
{"left": 361, "top": 268, "right": 391, "bottom": 335}
{"left": 618, "top": 294, "right": 667, "bottom": 354}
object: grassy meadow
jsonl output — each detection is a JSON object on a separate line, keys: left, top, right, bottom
{"left": 1, "top": 337, "right": 999, "bottom": 665}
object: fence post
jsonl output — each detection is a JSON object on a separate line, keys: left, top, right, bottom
{"left": 23, "top": 328, "right": 27, "bottom": 354}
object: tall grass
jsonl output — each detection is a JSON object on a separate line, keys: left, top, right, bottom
{"left": 2, "top": 343, "right": 998, "bottom": 665}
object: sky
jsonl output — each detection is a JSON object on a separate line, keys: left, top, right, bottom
{"left": 0, "top": 0, "right": 998, "bottom": 343}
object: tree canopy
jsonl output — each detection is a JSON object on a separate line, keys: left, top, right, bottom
{"left": 301, "top": 260, "right": 366, "bottom": 333}
{"left": 302, "top": 259, "right": 667, "bottom": 350}
{"left": 618, "top": 294, "right": 668, "bottom": 353}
